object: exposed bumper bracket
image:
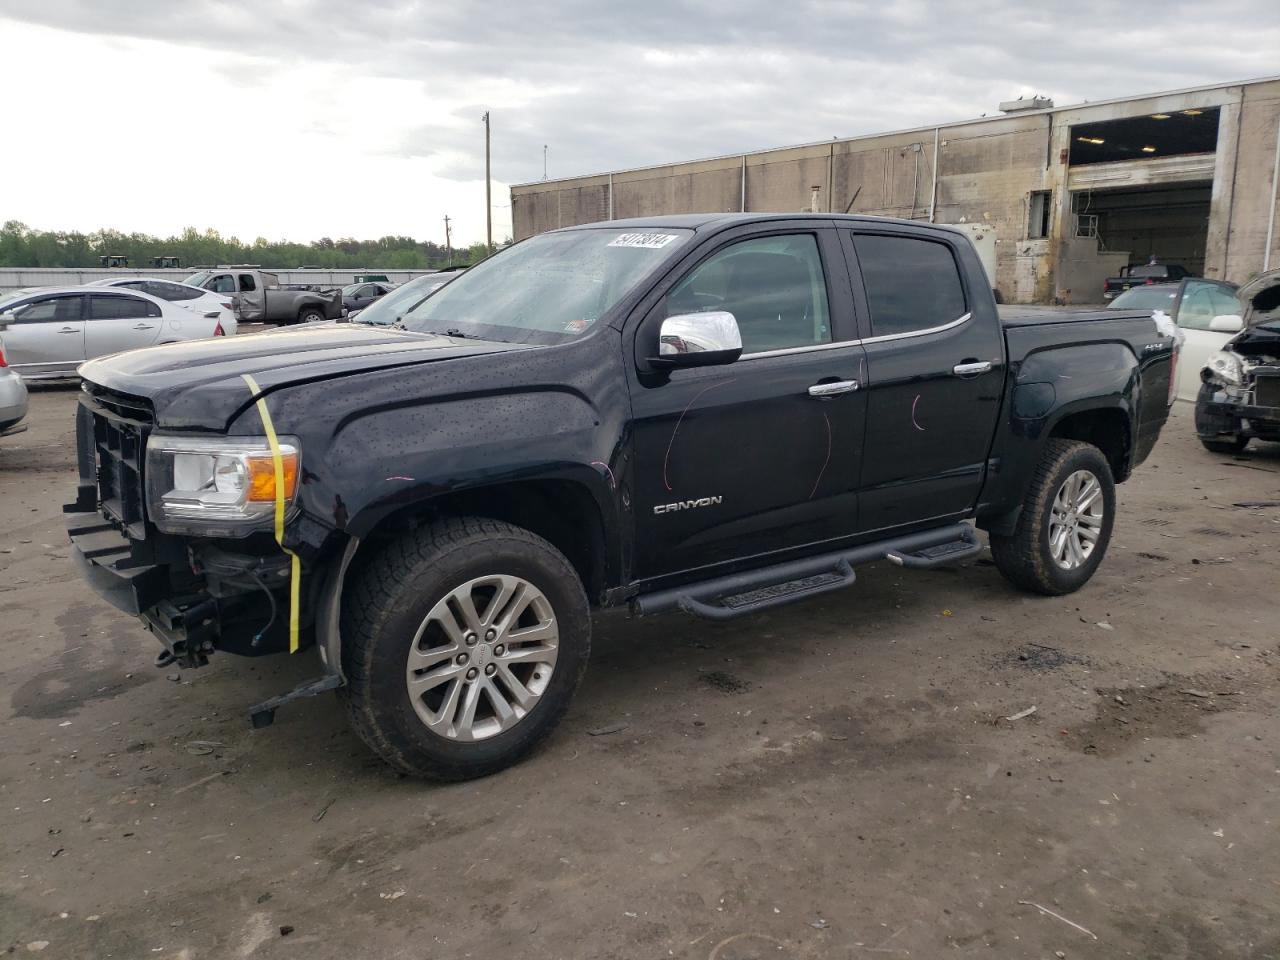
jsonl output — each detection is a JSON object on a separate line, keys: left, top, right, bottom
{"left": 248, "top": 674, "right": 344, "bottom": 729}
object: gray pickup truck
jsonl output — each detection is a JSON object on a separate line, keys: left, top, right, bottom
{"left": 184, "top": 268, "right": 344, "bottom": 325}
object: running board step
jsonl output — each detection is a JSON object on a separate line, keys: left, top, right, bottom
{"left": 885, "top": 525, "right": 983, "bottom": 569}
{"left": 633, "top": 522, "right": 984, "bottom": 621}
{"left": 678, "top": 561, "right": 855, "bottom": 621}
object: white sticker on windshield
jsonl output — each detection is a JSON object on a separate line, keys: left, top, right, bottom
{"left": 607, "top": 233, "right": 679, "bottom": 249}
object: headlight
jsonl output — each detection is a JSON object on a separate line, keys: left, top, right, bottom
{"left": 1204, "top": 350, "right": 1243, "bottom": 386}
{"left": 145, "top": 435, "right": 300, "bottom": 536}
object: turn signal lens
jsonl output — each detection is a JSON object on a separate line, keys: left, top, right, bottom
{"left": 246, "top": 453, "right": 300, "bottom": 502}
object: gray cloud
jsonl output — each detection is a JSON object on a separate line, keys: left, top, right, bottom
{"left": 5, "top": 0, "right": 1277, "bottom": 185}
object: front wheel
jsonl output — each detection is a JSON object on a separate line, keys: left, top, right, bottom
{"left": 990, "top": 439, "right": 1116, "bottom": 596}
{"left": 341, "top": 517, "right": 591, "bottom": 780}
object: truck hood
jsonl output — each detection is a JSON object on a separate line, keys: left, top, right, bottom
{"left": 79, "top": 324, "right": 534, "bottom": 431}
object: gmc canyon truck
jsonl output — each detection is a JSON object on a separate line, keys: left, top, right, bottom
{"left": 184, "top": 268, "right": 344, "bottom": 325}
{"left": 67, "top": 214, "right": 1178, "bottom": 781}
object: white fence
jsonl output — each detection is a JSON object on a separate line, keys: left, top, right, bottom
{"left": 0, "top": 267, "right": 439, "bottom": 293}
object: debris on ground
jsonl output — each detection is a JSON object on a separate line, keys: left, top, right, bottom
{"left": 1096, "top": 622, "right": 1114, "bottom": 631}
{"left": 809, "top": 918, "right": 829, "bottom": 929}
{"left": 1003, "top": 706, "right": 1037, "bottom": 722}
{"left": 587, "top": 723, "right": 628, "bottom": 737}
{"left": 1180, "top": 688, "right": 1212, "bottom": 699}
{"left": 312, "top": 798, "right": 337, "bottom": 822}
{"left": 279, "top": 925, "right": 294, "bottom": 936}
{"left": 699, "top": 671, "right": 751, "bottom": 694}
{"left": 1018, "top": 900, "right": 1098, "bottom": 940}
{"left": 184, "top": 741, "right": 223, "bottom": 756}
{"left": 379, "top": 889, "right": 406, "bottom": 901}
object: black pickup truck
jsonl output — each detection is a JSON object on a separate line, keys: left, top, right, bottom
{"left": 1102, "top": 262, "right": 1191, "bottom": 300}
{"left": 66, "top": 214, "right": 1178, "bottom": 780}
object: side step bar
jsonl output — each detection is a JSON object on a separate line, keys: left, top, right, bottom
{"left": 633, "top": 522, "right": 983, "bottom": 621}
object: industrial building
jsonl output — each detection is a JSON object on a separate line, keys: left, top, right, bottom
{"left": 511, "top": 76, "right": 1280, "bottom": 303}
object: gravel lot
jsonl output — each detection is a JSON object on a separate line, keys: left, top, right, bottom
{"left": 1, "top": 383, "right": 1278, "bottom": 959}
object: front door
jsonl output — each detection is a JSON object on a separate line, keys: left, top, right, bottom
{"left": 84, "top": 293, "right": 163, "bottom": 360}
{"left": 0, "top": 294, "right": 86, "bottom": 377}
{"left": 1172, "top": 279, "right": 1243, "bottom": 401}
{"left": 843, "top": 228, "right": 1005, "bottom": 534}
{"left": 629, "top": 226, "right": 868, "bottom": 582}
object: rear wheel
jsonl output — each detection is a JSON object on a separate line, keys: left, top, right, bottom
{"left": 990, "top": 439, "right": 1116, "bottom": 596}
{"left": 341, "top": 517, "right": 590, "bottom": 780}
{"left": 1199, "top": 435, "right": 1249, "bottom": 454}
{"left": 297, "top": 308, "right": 325, "bottom": 325}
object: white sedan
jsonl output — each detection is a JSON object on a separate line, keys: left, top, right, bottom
{"left": 0, "top": 285, "right": 234, "bottom": 380}
{"left": 88, "top": 276, "right": 237, "bottom": 333}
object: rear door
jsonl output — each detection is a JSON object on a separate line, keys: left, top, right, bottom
{"left": 1172, "top": 279, "right": 1242, "bottom": 401}
{"left": 237, "top": 272, "right": 265, "bottom": 320}
{"left": 843, "top": 227, "right": 1005, "bottom": 534}
{"left": 84, "top": 293, "right": 163, "bottom": 360}
{"left": 0, "top": 294, "right": 86, "bottom": 376}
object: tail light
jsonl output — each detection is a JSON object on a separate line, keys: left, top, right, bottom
{"left": 1145, "top": 278, "right": 1156, "bottom": 285}
{"left": 0, "top": 344, "right": 7, "bottom": 367}
{"left": 214, "top": 322, "right": 225, "bottom": 337}
{"left": 221, "top": 302, "right": 235, "bottom": 311}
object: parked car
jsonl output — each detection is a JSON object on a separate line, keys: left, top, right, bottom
{"left": 67, "top": 214, "right": 1176, "bottom": 780}
{"left": 331, "top": 273, "right": 453, "bottom": 326}
{"left": 0, "top": 334, "right": 29, "bottom": 437}
{"left": 88, "top": 277, "right": 237, "bottom": 334}
{"left": 1103, "top": 262, "right": 1192, "bottom": 300}
{"left": 1194, "top": 270, "right": 1280, "bottom": 453}
{"left": 341, "top": 281, "right": 397, "bottom": 315}
{"left": 184, "top": 268, "right": 343, "bottom": 325}
{"left": 0, "top": 286, "right": 230, "bottom": 379}
{"left": 1108, "top": 277, "right": 1240, "bottom": 401}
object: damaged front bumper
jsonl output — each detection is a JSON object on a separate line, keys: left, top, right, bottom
{"left": 1194, "top": 381, "right": 1280, "bottom": 442}
{"left": 66, "top": 509, "right": 297, "bottom": 667}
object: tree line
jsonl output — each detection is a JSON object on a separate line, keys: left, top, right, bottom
{"left": 0, "top": 222, "right": 500, "bottom": 270}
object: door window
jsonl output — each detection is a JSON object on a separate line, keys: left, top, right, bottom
{"left": 1176, "top": 281, "right": 1221, "bottom": 330}
{"left": 15, "top": 296, "right": 81, "bottom": 323}
{"left": 666, "top": 234, "right": 831, "bottom": 354}
{"left": 238, "top": 274, "right": 257, "bottom": 292}
{"left": 1208, "top": 284, "right": 1240, "bottom": 319}
{"left": 853, "top": 234, "right": 967, "bottom": 337}
{"left": 209, "top": 274, "right": 235, "bottom": 294}
{"left": 88, "top": 295, "right": 155, "bottom": 320}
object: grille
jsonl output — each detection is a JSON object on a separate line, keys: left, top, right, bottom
{"left": 1254, "top": 374, "right": 1280, "bottom": 409}
{"left": 81, "top": 386, "right": 154, "bottom": 539}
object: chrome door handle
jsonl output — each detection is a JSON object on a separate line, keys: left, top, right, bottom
{"left": 953, "top": 361, "right": 992, "bottom": 376}
{"left": 58, "top": 327, "right": 79, "bottom": 333}
{"left": 132, "top": 323, "right": 156, "bottom": 330}
{"left": 808, "top": 380, "right": 859, "bottom": 398}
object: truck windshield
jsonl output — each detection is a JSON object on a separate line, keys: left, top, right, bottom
{"left": 354, "top": 274, "right": 450, "bottom": 325}
{"left": 399, "top": 227, "right": 694, "bottom": 344}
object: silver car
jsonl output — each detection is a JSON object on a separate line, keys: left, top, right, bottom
{"left": 0, "top": 285, "right": 233, "bottom": 380}
{"left": 0, "top": 333, "right": 29, "bottom": 436}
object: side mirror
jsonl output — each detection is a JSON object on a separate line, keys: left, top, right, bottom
{"left": 1209, "top": 314, "right": 1244, "bottom": 333}
{"left": 650, "top": 311, "right": 743, "bottom": 368}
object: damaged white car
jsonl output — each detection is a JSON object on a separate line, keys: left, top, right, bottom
{"left": 1194, "top": 270, "right": 1280, "bottom": 453}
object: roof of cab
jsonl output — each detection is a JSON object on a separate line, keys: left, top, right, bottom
{"left": 550, "top": 212, "right": 966, "bottom": 235}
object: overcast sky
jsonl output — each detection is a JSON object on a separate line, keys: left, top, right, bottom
{"left": 2, "top": 1, "right": 1276, "bottom": 246}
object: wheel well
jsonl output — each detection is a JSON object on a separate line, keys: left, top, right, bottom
{"left": 351, "top": 480, "right": 608, "bottom": 603}
{"left": 1050, "top": 408, "right": 1131, "bottom": 481}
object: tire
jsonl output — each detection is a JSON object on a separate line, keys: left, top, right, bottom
{"left": 1199, "top": 435, "right": 1249, "bottom": 455}
{"left": 990, "top": 439, "right": 1116, "bottom": 596}
{"left": 341, "top": 517, "right": 591, "bottom": 780}
{"left": 297, "top": 308, "right": 325, "bottom": 325}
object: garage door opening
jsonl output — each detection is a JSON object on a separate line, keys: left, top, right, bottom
{"left": 1073, "top": 182, "right": 1212, "bottom": 276}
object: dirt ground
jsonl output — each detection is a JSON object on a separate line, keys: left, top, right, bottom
{"left": 2, "top": 385, "right": 1278, "bottom": 960}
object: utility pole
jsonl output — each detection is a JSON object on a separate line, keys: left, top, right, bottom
{"left": 483, "top": 111, "right": 493, "bottom": 255}
{"left": 543, "top": 144, "right": 548, "bottom": 181}
{"left": 443, "top": 215, "right": 452, "bottom": 266}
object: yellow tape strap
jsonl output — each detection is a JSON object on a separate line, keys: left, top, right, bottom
{"left": 242, "top": 375, "right": 301, "bottom": 654}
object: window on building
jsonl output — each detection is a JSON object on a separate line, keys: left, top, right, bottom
{"left": 1028, "top": 191, "right": 1052, "bottom": 239}
{"left": 853, "top": 234, "right": 968, "bottom": 338}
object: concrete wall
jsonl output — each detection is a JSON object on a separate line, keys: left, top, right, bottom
{"left": 512, "top": 77, "right": 1280, "bottom": 303}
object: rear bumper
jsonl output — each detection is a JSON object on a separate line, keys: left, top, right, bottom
{"left": 0, "top": 373, "right": 29, "bottom": 428}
